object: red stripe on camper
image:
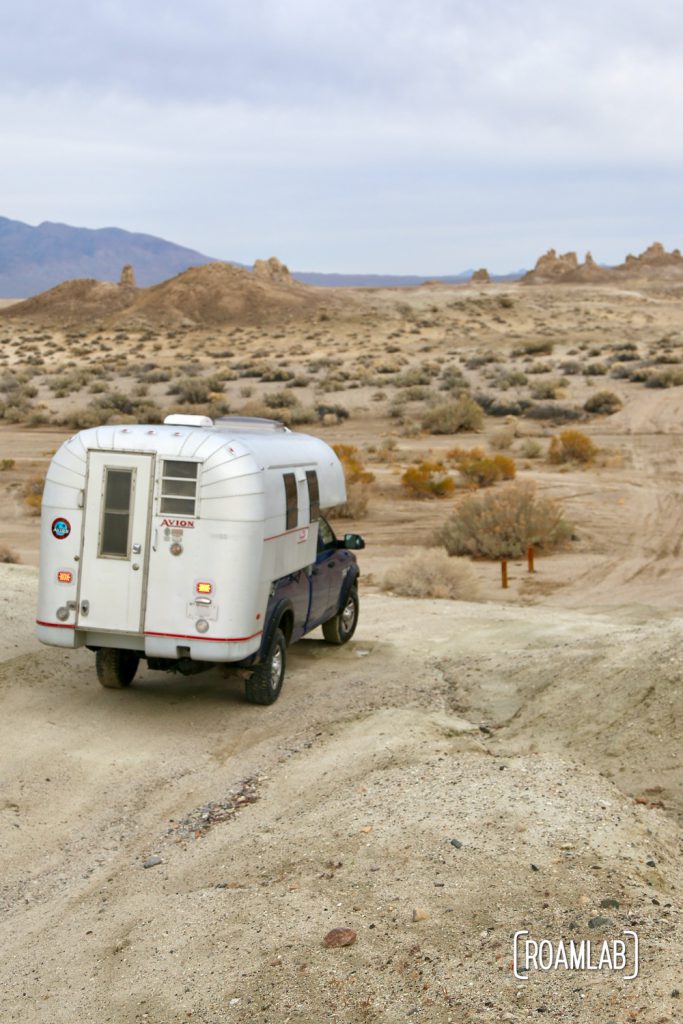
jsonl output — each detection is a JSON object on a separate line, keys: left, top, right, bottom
{"left": 36, "top": 620, "right": 76, "bottom": 629}
{"left": 144, "top": 630, "right": 263, "bottom": 643}
{"left": 264, "top": 526, "right": 309, "bottom": 541}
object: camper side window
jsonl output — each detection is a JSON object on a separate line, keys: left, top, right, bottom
{"left": 306, "top": 469, "right": 320, "bottom": 522}
{"left": 160, "top": 460, "right": 198, "bottom": 516}
{"left": 100, "top": 467, "right": 134, "bottom": 558}
{"left": 283, "top": 473, "right": 298, "bottom": 530}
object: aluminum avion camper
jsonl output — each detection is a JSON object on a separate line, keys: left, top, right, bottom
{"left": 37, "top": 415, "right": 365, "bottom": 704}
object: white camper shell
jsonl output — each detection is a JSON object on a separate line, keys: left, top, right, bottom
{"left": 37, "top": 415, "right": 364, "bottom": 703}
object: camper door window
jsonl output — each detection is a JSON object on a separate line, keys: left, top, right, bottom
{"left": 160, "top": 460, "right": 198, "bottom": 517}
{"left": 100, "top": 467, "right": 135, "bottom": 558}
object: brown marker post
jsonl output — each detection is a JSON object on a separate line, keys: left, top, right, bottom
{"left": 501, "top": 559, "right": 508, "bottom": 589}
{"left": 527, "top": 546, "right": 535, "bottom": 573}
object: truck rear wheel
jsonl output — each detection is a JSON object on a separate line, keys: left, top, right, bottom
{"left": 96, "top": 648, "right": 139, "bottom": 689}
{"left": 322, "top": 586, "right": 358, "bottom": 645}
{"left": 245, "top": 628, "right": 286, "bottom": 705}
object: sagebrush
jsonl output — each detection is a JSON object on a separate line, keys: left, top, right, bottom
{"left": 437, "top": 482, "right": 572, "bottom": 559}
{"left": 382, "top": 548, "right": 479, "bottom": 600}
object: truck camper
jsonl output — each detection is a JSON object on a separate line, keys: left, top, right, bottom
{"left": 37, "top": 414, "right": 365, "bottom": 704}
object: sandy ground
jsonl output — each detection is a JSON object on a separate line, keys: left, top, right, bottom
{"left": 3, "top": 281, "right": 683, "bottom": 1021}
{"left": 2, "top": 568, "right": 683, "bottom": 1023}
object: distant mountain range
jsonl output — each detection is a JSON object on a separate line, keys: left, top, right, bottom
{"left": 0, "top": 215, "right": 523, "bottom": 297}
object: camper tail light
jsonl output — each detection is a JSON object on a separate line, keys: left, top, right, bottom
{"left": 57, "top": 570, "right": 73, "bottom": 584}
{"left": 196, "top": 581, "right": 212, "bottom": 595}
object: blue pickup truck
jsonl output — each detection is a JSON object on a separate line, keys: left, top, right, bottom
{"left": 248, "top": 513, "right": 364, "bottom": 704}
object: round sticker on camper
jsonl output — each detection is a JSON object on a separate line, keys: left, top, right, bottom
{"left": 51, "top": 517, "right": 71, "bottom": 540}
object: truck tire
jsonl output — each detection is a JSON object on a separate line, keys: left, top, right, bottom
{"left": 245, "top": 628, "right": 286, "bottom": 705}
{"left": 96, "top": 648, "right": 139, "bottom": 689}
{"left": 322, "top": 586, "right": 358, "bottom": 645}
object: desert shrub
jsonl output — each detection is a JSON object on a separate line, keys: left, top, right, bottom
{"left": 421, "top": 394, "right": 484, "bottom": 434}
{"left": 395, "top": 365, "right": 437, "bottom": 387}
{"left": 239, "top": 398, "right": 313, "bottom": 426}
{"left": 139, "top": 368, "right": 171, "bottom": 383}
{"left": 329, "top": 481, "right": 369, "bottom": 519}
{"left": 265, "top": 389, "right": 298, "bottom": 409}
{"left": 526, "top": 361, "right": 553, "bottom": 375}
{"left": 464, "top": 351, "right": 500, "bottom": 369}
{"left": 516, "top": 340, "right": 554, "bottom": 356}
{"left": 0, "top": 545, "right": 20, "bottom": 564}
{"left": 491, "top": 369, "right": 528, "bottom": 389}
{"left": 333, "top": 445, "right": 375, "bottom": 485}
{"left": 1, "top": 458, "right": 15, "bottom": 470}
{"left": 559, "top": 360, "right": 582, "bottom": 375}
{"left": 548, "top": 429, "right": 598, "bottom": 464}
{"left": 518, "top": 438, "right": 543, "bottom": 459}
{"left": 489, "top": 425, "right": 516, "bottom": 450}
{"left": 437, "top": 482, "right": 572, "bottom": 558}
{"left": 583, "top": 390, "right": 623, "bottom": 415}
{"left": 22, "top": 475, "right": 44, "bottom": 514}
{"left": 458, "top": 453, "right": 516, "bottom": 487}
{"left": 645, "top": 368, "right": 683, "bottom": 388}
{"left": 583, "top": 362, "right": 607, "bottom": 376}
{"left": 382, "top": 549, "right": 478, "bottom": 600}
{"left": 524, "top": 402, "right": 582, "bottom": 422}
{"left": 401, "top": 462, "right": 456, "bottom": 498}
{"left": 27, "top": 410, "right": 49, "bottom": 427}
{"left": 609, "top": 364, "right": 632, "bottom": 379}
{"left": 260, "top": 367, "right": 295, "bottom": 382}
{"left": 474, "top": 392, "right": 530, "bottom": 417}
{"left": 168, "top": 378, "right": 212, "bottom": 404}
{"left": 530, "top": 378, "right": 564, "bottom": 400}
{"left": 439, "top": 365, "right": 470, "bottom": 391}
{"left": 63, "top": 407, "right": 104, "bottom": 429}
{"left": 315, "top": 403, "right": 350, "bottom": 423}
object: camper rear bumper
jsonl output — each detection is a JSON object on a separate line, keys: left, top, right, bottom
{"left": 143, "top": 631, "right": 261, "bottom": 662}
{"left": 36, "top": 624, "right": 262, "bottom": 662}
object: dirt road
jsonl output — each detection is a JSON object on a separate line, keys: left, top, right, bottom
{"left": 1, "top": 564, "right": 681, "bottom": 1023}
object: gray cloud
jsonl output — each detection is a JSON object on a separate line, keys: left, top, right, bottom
{"left": 1, "top": 0, "right": 682, "bottom": 272}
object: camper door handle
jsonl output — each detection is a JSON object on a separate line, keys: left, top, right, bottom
{"left": 132, "top": 542, "right": 141, "bottom": 554}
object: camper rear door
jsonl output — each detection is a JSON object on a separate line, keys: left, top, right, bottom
{"left": 77, "top": 451, "right": 154, "bottom": 632}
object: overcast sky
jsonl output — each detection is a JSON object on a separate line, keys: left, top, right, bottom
{"left": 1, "top": 0, "right": 682, "bottom": 273}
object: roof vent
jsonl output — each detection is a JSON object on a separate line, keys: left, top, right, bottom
{"left": 214, "top": 415, "right": 288, "bottom": 432}
{"left": 164, "top": 414, "right": 214, "bottom": 428}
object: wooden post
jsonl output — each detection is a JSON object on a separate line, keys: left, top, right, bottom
{"left": 527, "top": 546, "right": 535, "bottom": 573}
{"left": 501, "top": 559, "right": 508, "bottom": 589}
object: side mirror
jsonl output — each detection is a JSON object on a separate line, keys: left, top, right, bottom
{"left": 343, "top": 533, "right": 365, "bottom": 550}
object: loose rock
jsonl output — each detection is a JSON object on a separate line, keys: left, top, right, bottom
{"left": 143, "top": 855, "right": 162, "bottom": 869}
{"left": 412, "top": 908, "right": 430, "bottom": 922}
{"left": 323, "top": 928, "right": 357, "bottom": 948}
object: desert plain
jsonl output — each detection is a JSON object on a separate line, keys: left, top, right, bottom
{"left": 1, "top": 258, "right": 683, "bottom": 1023}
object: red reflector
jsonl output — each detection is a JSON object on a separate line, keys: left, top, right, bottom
{"left": 57, "top": 571, "right": 73, "bottom": 583}
{"left": 196, "top": 581, "right": 212, "bottom": 594}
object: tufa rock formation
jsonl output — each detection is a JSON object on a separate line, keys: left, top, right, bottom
{"left": 253, "top": 256, "right": 292, "bottom": 284}
{"left": 522, "top": 249, "right": 579, "bottom": 282}
{"left": 524, "top": 242, "right": 683, "bottom": 285}
{"left": 471, "top": 268, "right": 490, "bottom": 283}
{"left": 119, "top": 264, "right": 136, "bottom": 288}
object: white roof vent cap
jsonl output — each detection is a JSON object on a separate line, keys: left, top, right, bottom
{"left": 164, "top": 414, "right": 214, "bottom": 428}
